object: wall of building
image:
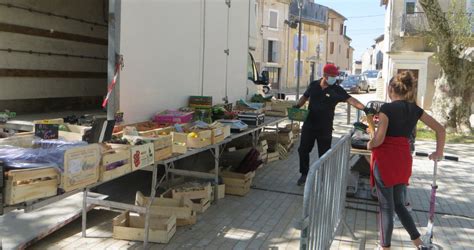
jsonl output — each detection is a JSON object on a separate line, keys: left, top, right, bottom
{"left": 0, "top": 0, "right": 108, "bottom": 113}
{"left": 326, "top": 10, "right": 351, "bottom": 71}
{"left": 361, "top": 47, "right": 374, "bottom": 73}
{"left": 254, "top": 0, "right": 291, "bottom": 91}
{"left": 286, "top": 23, "right": 327, "bottom": 89}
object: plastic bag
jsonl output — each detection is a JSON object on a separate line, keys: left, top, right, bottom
{"left": 0, "top": 139, "right": 87, "bottom": 172}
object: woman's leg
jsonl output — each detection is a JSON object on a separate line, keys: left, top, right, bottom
{"left": 374, "top": 165, "right": 395, "bottom": 248}
{"left": 393, "top": 184, "right": 422, "bottom": 246}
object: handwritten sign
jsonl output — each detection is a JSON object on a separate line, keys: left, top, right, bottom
{"left": 34, "top": 124, "right": 59, "bottom": 139}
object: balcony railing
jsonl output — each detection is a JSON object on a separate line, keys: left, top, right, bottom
{"left": 401, "top": 12, "right": 430, "bottom": 36}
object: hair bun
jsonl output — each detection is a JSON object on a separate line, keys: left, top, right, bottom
{"left": 400, "top": 71, "right": 414, "bottom": 88}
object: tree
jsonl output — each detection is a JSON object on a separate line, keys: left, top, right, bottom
{"left": 418, "top": 0, "right": 474, "bottom": 134}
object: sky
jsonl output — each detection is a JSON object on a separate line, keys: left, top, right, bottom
{"left": 314, "top": 0, "right": 387, "bottom": 60}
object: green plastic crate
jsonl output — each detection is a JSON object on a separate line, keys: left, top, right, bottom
{"left": 287, "top": 108, "right": 308, "bottom": 121}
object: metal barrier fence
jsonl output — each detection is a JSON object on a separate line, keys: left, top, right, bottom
{"left": 299, "top": 134, "right": 358, "bottom": 249}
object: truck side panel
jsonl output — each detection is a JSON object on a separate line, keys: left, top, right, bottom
{"left": 119, "top": 0, "right": 202, "bottom": 123}
{"left": 0, "top": 0, "right": 107, "bottom": 112}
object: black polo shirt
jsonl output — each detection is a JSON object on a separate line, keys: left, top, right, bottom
{"left": 303, "top": 79, "right": 351, "bottom": 133}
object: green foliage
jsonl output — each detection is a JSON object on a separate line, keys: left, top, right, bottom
{"left": 416, "top": 121, "right": 474, "bottom": 143}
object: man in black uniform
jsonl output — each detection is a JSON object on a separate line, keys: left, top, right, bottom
{"left": 294, "top": 64, "right": 374, "bottom": 185}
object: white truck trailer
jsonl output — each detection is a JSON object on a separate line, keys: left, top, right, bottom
{"left": 0, "top": 0, "right": 266, "bottom": 125}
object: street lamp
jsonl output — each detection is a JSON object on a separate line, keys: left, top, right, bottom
{"left": 296, "top": 0, "right": 303, "bottom": 100}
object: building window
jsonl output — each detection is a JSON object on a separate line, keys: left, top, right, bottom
{"left": 340, "top": 24, "right": 344, "bottom": 35}
{"left": 330, "top": 18, "right": 334, "bottom": 31}
{"left": 346, "top": 48, "right": 350, "bottom": 59}
{"left": 269, "top": 10, "right": 278, "bottom": 30}
{"left": 293, "top": 34, "right": 308, "bottom": 51}
{"left": 330, "top": 42, "right": 334, "bottom": 54}
{"left": 405, "top": 0, "right": 416, "bottom": 14}
{"left": 267, "top": 40, "right": 279, "bottom": 63}
{"left": 294, "top": 60, "right": 303, "bottom": 77}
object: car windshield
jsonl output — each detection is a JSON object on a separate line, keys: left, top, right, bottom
{"left": 364, "top": 71, "right": 378, "bottom": 78}
{"left": 345, "top": 76, "right": 360, "bottom": 82}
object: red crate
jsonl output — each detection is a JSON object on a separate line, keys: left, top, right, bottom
{"left": 153, "top": 110, "right": 194, "bottom": 124}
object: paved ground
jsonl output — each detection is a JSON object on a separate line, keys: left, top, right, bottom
{"left": 29, "top": 93, "right": 474, "bottom": 249}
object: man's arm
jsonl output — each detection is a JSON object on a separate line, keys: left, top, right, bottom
{"left": 294, "top": 95, "right": 309, "bottom": 108}
{"left": 346, "top": 97, "right": 365, "bottom": 110}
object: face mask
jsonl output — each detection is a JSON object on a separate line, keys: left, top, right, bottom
{"left": 327, "top": 76, "right": 337, "bottom": 85}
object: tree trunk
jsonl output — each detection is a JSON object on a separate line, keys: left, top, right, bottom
{"left": 419, "top": 0, "right": 473, "bottom": 134}
{"left": 431, "top": 72, "right": 472, "bottom": 134}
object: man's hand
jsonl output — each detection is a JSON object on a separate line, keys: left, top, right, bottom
{"left": 363, "top": 106, "right": 377, "bottom": 115}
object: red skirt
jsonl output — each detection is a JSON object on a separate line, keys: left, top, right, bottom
{"left": 370, "top": 136, "right": 412, "bottom": 187}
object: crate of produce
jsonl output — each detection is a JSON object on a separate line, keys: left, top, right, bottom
{"left": 136, "top": 191, "right": 196, "bottom": 226}
{"left": 138, "top": 126, "right": 174, "bottom": 137}
{"left": 153, "top": 110, "right": 194, "bottom": 124}
{"left": 179, "top": 130, "right": 212, "bottom": 149}
{"left": 113, "top": 211, "right": 176, "bottom": 243}
{"left": 189, "top": 96, "right": 212, "bottom": 108}
{"left": 287, "top": 107, "right": 308, "bottom": 122}
{"left": 3, "top": 166, "right": 59, "bottom": 205}
{"left": 154, "top": 146, "right": 173, "bottom": 161}
{"left": 220, "top": 170, "right": 255, "bottom": 196}
{"left": 171, "top": 132, "right": 187, "bottom": 154}
{"left": 99, "top": 145, "right": 131, "bottom": 182}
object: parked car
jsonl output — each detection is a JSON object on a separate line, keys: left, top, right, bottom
{"left": 340, "top": 75, "right": 369, "bottom": 94}
{"left": 363, "top": 70, "right": 379, "bottom": 91}
{"left": 336, "top": 70, "right": 350, "bottom": 84}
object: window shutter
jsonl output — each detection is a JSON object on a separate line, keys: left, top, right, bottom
{"left": 263, "top": 39, "right": 269, "bottom": 62}
{"left": 302, "top": 35, "right": 308, "bottom": 51}
{"left": 293, "top": 34, "right": 298, "bottom": 50}
{"left": 269, "top": 11, "right": 278, "bottom": 29}
{"left": 274, "top": 41, "right": 280, "bottom": 62}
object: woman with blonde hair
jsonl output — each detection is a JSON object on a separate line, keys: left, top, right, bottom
{"left": 368, "top": 71, "right": 446, "bottom": 249}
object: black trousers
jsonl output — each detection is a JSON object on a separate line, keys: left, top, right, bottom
{"left": 298, "top": 125, "right": 332, "bottom": 175}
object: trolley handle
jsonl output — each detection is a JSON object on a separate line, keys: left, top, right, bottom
{"left": 415, "top": 152, "right": 459, "bottom": 162}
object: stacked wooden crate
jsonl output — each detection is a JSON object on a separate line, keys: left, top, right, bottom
{"left": 113, "top": 211, "right": 176, "bottom": 243}
{"left": 220, "top": 170, "right": 255, "bottom": 196}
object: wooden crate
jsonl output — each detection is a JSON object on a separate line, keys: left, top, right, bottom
{"left": 4, "top": 167, "right": 59, "bottom": 205}
{"left": 210, "top": 184, "right": 226, "bottom": 201}
{"left": 220, "top": 171, "right": 255, "bottom": 196}
{"left": 154, "top": 146, "right": 173, "bottom": 161}
{"left": 113, "top": 211, "right": 176, "bottom": 243}
{"left": 100, "top": 147, "right": 131, "bottom": 182}
{"left": 171, "top": 132, "right": 187, "bottom": 154}
{"left": 171, "top": 182, "right": 212, "bottom": 201}
{"left": 138, "top": 126, "right": 174, "bottom": 137}
{"left": 267, "top": 152, "right": 280, "bottom": 163}
{"left": 135, "top": 191, "right": 196, "bottom": 226}
{"left": 191, "top": 198, "right": 210, "bottom": 214}
{"left": 186, "top": 130, "right": 212, "bottom": 148}
{"left": 61, "top": 144, "right": 101, "bottom": 192}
